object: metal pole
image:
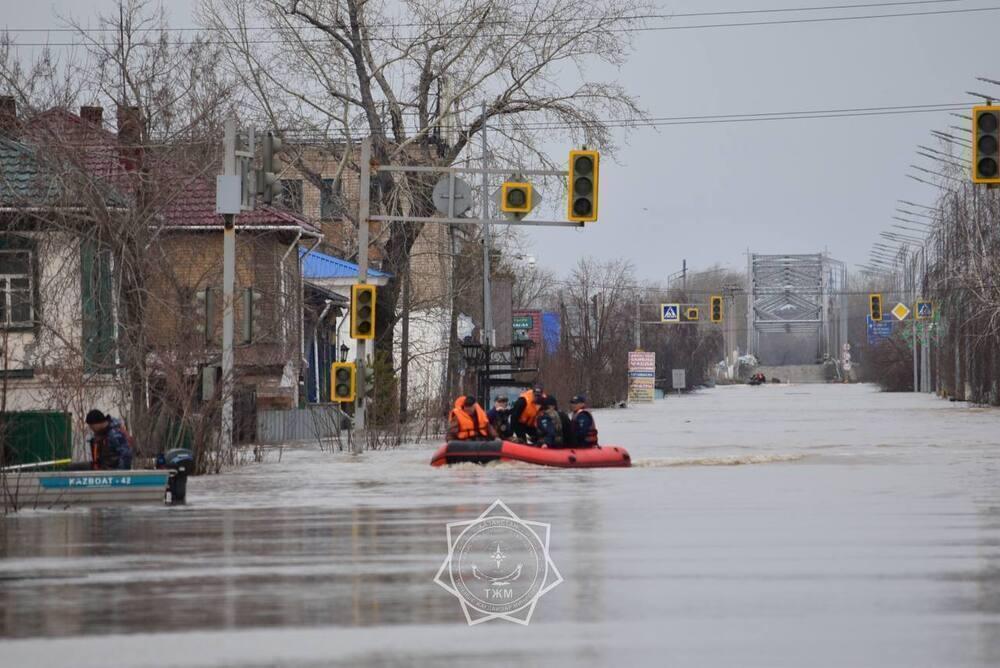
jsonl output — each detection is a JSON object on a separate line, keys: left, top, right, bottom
{"left": 634, "top": 299, "right": 641, "bottom": 350}
{"left": 481, "top": 102, "right": 493, "bottom": 348}
{"left": 911, "top": 256, "right": 918, "bottom": 393}
{"left": 354, "top": 137, "right": 372, "bottom": 451}
{"left": 479, "top": 102, "right": 493, "bottom": 407}
{"left": 221, "top": 118, "right": 237, "bottom": 455}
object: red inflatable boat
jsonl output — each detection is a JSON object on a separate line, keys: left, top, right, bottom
{"left": 430, "top": 440, "right": 631, "bottom": 468}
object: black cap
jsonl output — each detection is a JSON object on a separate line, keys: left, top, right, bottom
{"left": 544, "top": 396, "right": 558, "bottom": 407}
{"left": 532, "top": 384, "right": 544, "bottom": 393}
{"left": 85, "top": 409, "right": 107, "bottom": 425}
{"left": 463, "top": 395, "right": 477, "bottom": 407}
{"left": 570, "top": 395, "right": 586, "bottom": 404}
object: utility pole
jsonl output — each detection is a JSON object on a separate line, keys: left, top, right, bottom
{"left": 221, "top": 119, "right": 237, "bottom": 455}
{"left": 354, "top": 137, "right": 372, "bottom": 452}
{"left": 634, "top": 298, "right": 641, "bottom": 350}
{"left": 481, "top": 102, "right": 494, "bottom": 349}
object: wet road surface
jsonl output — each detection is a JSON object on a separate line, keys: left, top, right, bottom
{"left": 2, "top": 384, "right": 1000, "bottom": 667}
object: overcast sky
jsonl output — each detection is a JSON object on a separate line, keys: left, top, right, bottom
{"left": 5, "top": 1, "right": 991, "bottom": 282}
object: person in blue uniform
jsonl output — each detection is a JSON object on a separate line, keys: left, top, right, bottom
{"left": 568, "top": 395, "right": 598, "bottom": 448}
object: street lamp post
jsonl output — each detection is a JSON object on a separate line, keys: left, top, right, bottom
{"left": 461, "top": 336, "right": 535, "bottom": 406}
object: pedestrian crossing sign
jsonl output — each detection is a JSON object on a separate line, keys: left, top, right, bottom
{"left": 915, "top": 300, "right": 933, "bottom": 321}
{"left": 661, "top": 304, "right": 680, "bottom": 322}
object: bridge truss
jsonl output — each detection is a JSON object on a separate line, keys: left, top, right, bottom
{"left": 746, "top": 253, "right": 848, "bottom": 363}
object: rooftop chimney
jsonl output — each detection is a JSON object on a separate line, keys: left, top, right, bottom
{"left": 80, "top": 106, "right": 104, "bottom": 128}
{"left": 0, "top": 96, "right": 17, "bottom": 137}
{"left": 116, "top": 104, "right": 143, "bottom": 172}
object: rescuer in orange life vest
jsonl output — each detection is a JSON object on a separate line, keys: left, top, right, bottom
{"left": 510, "top": 385, "right": 546, "bottom": 443}
{"left": 447, "top": 395, "right": 499, "bottom": 441}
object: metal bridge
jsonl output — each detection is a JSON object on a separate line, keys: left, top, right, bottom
{"left": 746, "top": 253, "right": 848, "bottom": 365}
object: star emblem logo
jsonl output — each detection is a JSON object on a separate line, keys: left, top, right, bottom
{"left": 434, "top": 499, "right": 562, "bottom": 625}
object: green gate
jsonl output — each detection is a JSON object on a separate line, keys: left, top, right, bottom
{"left": 0, "top": 412, "right": 72, "bottom": 466}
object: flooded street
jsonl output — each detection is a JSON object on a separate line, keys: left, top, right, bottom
{"left": 3, "top": 384, "right": 1000, "bottom": 667}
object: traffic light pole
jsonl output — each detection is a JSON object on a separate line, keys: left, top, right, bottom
{"left": 353, "top": 137, "right": 595, "bottom": 426}
{"left": 221, "top": 119, "right": 237, "bottom": 457}
{"left": 354, "top": 137, "right": 372, "bottom": 453}
{"left": 481, "top": 102, "right": 494, "bottom": 350}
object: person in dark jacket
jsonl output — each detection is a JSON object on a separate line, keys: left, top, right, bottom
{"left": 535, "top": 396, "right": 564, "bottom": 448}
{"left": 568, "top": 395, "right": 599, "bottom": 448}
{"left": 487, "top": 395, "right": 513, "bottom": 439}
{"left": 85, "top": 409, "right": 133, "bottom": 470}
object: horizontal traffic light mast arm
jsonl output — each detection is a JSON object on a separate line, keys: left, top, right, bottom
{"left": 374, "top": 165, "right": 568, "bottom": 177}
{"left": 369, "top": 214, "right": 583, "bottom": 228}
{"left": 640, "top": 321, "right": 710, "bottom": 326}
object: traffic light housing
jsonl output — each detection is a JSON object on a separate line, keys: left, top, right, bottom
{"left": 869, "top": 293, "right": 883, "bottom": 321}
{"left": 351, "top": 283, "right": 376, "bottom": 340}
{"left": 710, "top": 295, "right": 723, "bottom": 323}
{"left": 500, "top": 182, "right": 532, "bottom": 214}
{"left": 194, "top": 287, "right": 215, "bottom": 344}
{"left": 331, "top": 362, "right": 356, "bottom": 402}
{"left": 973, "top": 106, "right": 1000, "bottom": 184}
{"left": 686, "top": 307, "right": 699, "bottom": 321}
{"left": 567, "top": 149, "right": 599, "bottom": 222}
{"left": 240, "top": 287, "right": 262, "bottom": 344}
{"left": 258, "top": 130, "right": 282, "bottom": 204}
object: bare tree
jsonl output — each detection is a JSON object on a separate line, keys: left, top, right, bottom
{"left": 198, "top": 0, "right": 650, "bottom": 395}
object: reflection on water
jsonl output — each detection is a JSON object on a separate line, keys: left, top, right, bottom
{"left": 2, "top": 385, "right": 1000, "bottom": 667}
{"left": 0, "top": 505, "right": 468, "bottom": 637}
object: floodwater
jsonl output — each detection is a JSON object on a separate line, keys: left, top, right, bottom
{"left": 2, "top": 384, "right": 1000, "bottom": 667}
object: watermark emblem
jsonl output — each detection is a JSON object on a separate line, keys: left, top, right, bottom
{"left": 434, "top": 499, "right": 562, "bottom": 625}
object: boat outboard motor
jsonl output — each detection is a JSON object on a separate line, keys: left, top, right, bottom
{"left": 156, "top": 448, "right": 195, "bottom": 504}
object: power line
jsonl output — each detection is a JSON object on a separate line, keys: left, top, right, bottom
{"left": 2, "top": 0, "right": 967, "bottom": 32}
{"left": 274, "top": 102, "right": 973, "bottom": 137}
{"left": 7, "top": 4, "right": 997, "bottom": 47}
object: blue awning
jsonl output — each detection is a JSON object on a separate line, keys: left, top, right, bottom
{"left": 300, "top": 247, "right": 391, "bottom": 281}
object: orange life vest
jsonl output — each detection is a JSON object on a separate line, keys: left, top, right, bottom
{"left": 450, "top": 398, "right": 491, "bottom": 440}
{"left": 517, "top": 390, "right": 542, "bottom": 426}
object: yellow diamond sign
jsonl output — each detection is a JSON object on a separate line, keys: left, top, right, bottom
{"left": 891, "top": 303, "right": 911, "bottom": 321}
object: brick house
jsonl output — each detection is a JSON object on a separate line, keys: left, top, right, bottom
{"left": 272, "top": 144, "right": 470, "bottom": 409}
{"left": 0, "top": 97, "right": 323, "bottom": 463}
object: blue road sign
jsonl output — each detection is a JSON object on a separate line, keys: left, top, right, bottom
{"left": 916, "top": 301, "right": 933, "bottom": 321}
{"left": 661, "top": 304, "right": 680, "bottom": 322}
{"left": 867, "top": 315, "right": 893, "bottom": 346}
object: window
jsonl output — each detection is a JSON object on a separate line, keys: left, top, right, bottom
{"left": 278, "top": 179, "right": 303, "bottom": 214}
{"left": 320, "top": 178, "right": 343, "bottom": 220}
{"left": 0, "top": 250, "right": 33, "bottom": 328}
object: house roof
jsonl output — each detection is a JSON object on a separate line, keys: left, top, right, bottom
{"left": 162, "top": 175, "right": 321, "bottom": 234}
{"left": 300, "top": 247, "right": 392, "bottom": 281}
{"left": 0, "top": 136, "right": 60, "bottom": 206}
{"left": 20, "top": 107, "right": 320, "bottom": 235}
{"left": 0, "top": 135, "right": 127, "bottom": 209}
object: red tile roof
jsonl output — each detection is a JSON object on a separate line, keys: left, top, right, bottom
{"left": 24, "top": 107, "right": 319, "bottom": 235}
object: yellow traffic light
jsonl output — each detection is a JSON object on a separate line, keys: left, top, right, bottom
{"left": 500, "top": 182, "right": 532, "bottom": 214}
{"left": 331, "top": 362, "right": 356, "bottom": 402}
{"left": 351, "top": 284, "right": 376, "bottom": 340}
{"left": 710, "top": 296, "right": 723, "bottom": 323}
{"left": 686, "top": 307, "right": 699, "bottom": 321}
{"left": 568, "top": 150, "right": 599, "bottom": 222}
{"left": 973, "top": 106, "right": 1000, "bottom": 184}
{"left": 869, "top": 293, "right": 883, "bottom": 322}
